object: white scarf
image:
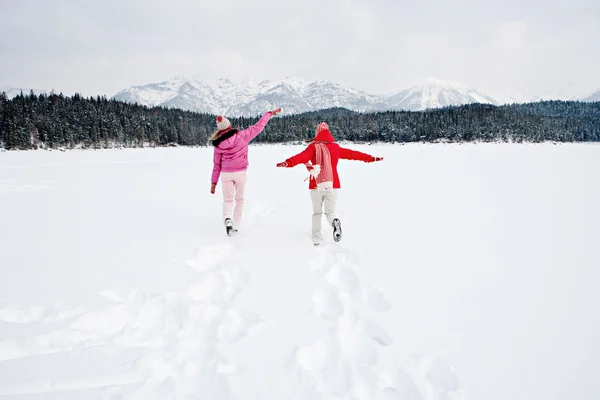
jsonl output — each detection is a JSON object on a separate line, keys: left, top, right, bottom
{"left": 313, "top": 142, "right": 334, "bottom": 190}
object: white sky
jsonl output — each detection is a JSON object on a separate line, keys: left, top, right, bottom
{"left": 1, "top": 0, "right": 599, "bottom": 100}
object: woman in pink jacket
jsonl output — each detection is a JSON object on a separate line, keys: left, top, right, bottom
{"left": 210, "top": 107, "right": 281, "bottom": 236}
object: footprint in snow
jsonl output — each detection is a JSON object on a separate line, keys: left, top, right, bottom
{"left": 185, "top": 243, "right": 235, "bottom": 272}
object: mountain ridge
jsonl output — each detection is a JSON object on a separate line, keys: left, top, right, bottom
{"left": 110, "top": 76, "right": 506, "bottom": 116}
{"left": 4, "top": 78, "right": 600, "bottom": 116}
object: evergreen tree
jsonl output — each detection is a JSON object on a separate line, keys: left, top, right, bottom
{"left": 0, "top": 93, "right": 599, "bottom": 150}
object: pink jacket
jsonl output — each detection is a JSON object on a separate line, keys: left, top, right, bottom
{"left": 211, "top": 111, "right": 273, "bottom": 184}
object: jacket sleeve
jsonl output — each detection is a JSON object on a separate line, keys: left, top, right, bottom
{"left": 284, "top": 144, "right": 315, "bottom": 167}
{"left": 339, "top": 147, "right": 375, "bottom": 162}
{"left": 211, "top": 149, "right": 222, "bottom": 184}
{"left": 238, "top": 111, "right": 273, "bottom": 143}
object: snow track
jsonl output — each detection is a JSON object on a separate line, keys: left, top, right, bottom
{"left": 0, "top": 245, "right": 256, "bottom": 399}
{"left": 4, "top": 144, "right": 591, "bottom": 400}
{"left": 0, "top": 213, "right": 461, "bottom": 400}
{"left": 282, "top": 244, "right": 461, "bottom": 400}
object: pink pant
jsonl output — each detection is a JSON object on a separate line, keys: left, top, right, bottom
{"left": 221, "top": 170, "right": 247, "bottom": 229}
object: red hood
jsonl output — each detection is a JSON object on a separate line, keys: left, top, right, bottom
{"left": 313, "top": 129, "right": 335, "bottom": 142}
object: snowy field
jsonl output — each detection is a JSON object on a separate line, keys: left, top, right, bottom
{"left": 0, "top": 142, "right": 599, "bottom": 400}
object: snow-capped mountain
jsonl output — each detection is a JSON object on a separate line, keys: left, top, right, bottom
{"left": 470, "top": 88, "right": 545, "bottom": 105}
{"left": 113, "top": 76, "right": 388, "bottom": 116}
{"left": 581, "top": 90, "right": 600, "bottom": 102}
{"left": 4, "top": 79, "right": 599, "bottom": 114}
{"left": 112, "top": 76, "right": 500, "bottom": 116}
{"left": 385, "top": 77, "right": 498, "bottom": 111}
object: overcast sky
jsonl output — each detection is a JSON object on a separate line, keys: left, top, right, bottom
{"left": 1, "top": 0, "right": 599, "bottom": 100}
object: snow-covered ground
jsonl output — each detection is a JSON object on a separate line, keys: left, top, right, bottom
{"left": 0, "top": 143, "right": 599, "bottom": 400}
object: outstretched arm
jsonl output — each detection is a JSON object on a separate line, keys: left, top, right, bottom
{"left": 239, "top": 108, "right": 281, "bottom": 143}
{"left": 339, "top": 147, "right": 383, "bottom": 163}
{"left": 276, "top": 144, "right": 315, "bottom": 168}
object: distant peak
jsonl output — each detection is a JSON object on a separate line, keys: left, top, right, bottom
{"left": 392, "top": 77, "right": 472, "bottom": 92}
{"left": 169, "top": 75, "right": 193, "bottom": 83}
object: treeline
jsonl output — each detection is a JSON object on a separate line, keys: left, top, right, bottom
{"left": 1, "top": 91, "right": 599, "bottom": 150}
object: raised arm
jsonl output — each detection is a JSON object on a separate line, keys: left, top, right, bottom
{"left": 239, "top": 108, "right": 281, "bottom": 143}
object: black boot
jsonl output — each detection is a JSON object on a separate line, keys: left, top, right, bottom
{"left": 332, "top": 218, "right": 342, "bottom": 242}
{"left": 224, "top": 218, "right": 234, "bottom": 237}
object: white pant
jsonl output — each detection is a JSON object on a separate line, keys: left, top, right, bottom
{"left": 221, "top": 170, "right": 247, "bottom": 229}
{"left": 310, "top": 188, "right": 338, "bottom": 243}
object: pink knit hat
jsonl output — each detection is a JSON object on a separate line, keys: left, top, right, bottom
{"left": 315, "top": 122, "right": 329, "bottom": 134}
{"left": 216, "top": 115, "right": 231, "bottom": 132}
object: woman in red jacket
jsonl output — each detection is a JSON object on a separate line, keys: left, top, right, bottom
{"left": 276, "top": 122, "right": 383, "bottom": 246}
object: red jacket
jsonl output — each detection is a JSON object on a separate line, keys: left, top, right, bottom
{"left": 283, "top": 128, "right": 376, "bottom": 189}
